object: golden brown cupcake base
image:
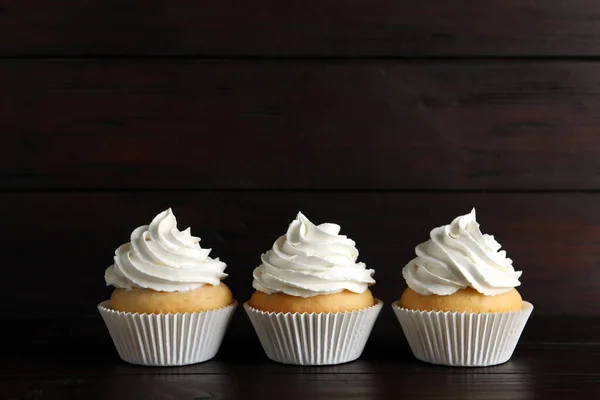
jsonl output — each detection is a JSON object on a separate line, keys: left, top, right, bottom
{"left": 399, "top": 287, "right": 522, "bottom": 313}
{"left": 248, "top": 289, "right": 374, "bottom": 314}
{"left": 110, "top": 283, "right": 233, "bottom": 314}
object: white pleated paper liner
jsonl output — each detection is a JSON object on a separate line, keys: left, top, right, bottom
{"left": 244, "top": 300, "right": 383, "bottom": 366}
{"left": 98, "top": 300, "right": 237, "bottom": 367}
{"left": 392, "top": 300, "right": 533, "bottom": 367}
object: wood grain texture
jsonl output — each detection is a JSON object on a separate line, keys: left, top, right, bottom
{"left": 5, "top": 60, "right": 600, "bottom": 190}
{"left": 1, "top": 369, "right": 599, "bottom": 400}
{"left": 2, "top": 191, "right": 598, "bottom": 320}
{"left": 2, "top": 1, "right": 600, "bottom": 57}
{"left": 3, "top": 343, "right": 599, "bottom": 399}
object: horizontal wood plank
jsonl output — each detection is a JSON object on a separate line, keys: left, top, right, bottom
{"left": 1, "top": 371, "right": 599, "bottom": 400}
{"left": 2, "top": 191, "right": 598, "bottom": 321}
{"left": 2, "top": 1, "right": 600, "bottom": 57}
{"left": 5, "top": 60, "right": 600, "bottom": 190}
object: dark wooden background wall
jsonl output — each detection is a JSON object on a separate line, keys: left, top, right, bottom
{"left": 2, "top": 1, "right": 599, "bottom": 347}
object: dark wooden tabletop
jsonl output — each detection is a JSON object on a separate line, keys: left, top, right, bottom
{"left": 3, "top": 1, "right": 600, "bottom": 399}
{"left": 3, "top": 344, "right": 600, "bottom": 400}
{"left": 2, "top": 319, "right": 599, "bottom": 400}
{"left": 1, "top": 316, "right": 598, "bottom": 399}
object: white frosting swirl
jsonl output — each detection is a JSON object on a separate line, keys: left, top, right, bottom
{"left": 252, "top": 212, "right": 375, "bottom": 297}
{"left": 105, "top": 209, "right": 227, "bottom": 292}
{"left": 402, "top": 208, "right": 521, "bottom": 296}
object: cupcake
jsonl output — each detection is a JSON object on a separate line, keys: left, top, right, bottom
{"left": 244, "top": 212, "right": 383, "bottom": 366}
{"left": 98, "top": 208, "right": 237, "bottom": 366}
{"left": 393, "top": 208, "right": 533, "bottom": 367}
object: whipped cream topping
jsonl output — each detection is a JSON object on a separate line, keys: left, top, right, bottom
{"left": 105, "top": 209, "right": 227, "bottom": 292}
{"left": 252, "top": 212, "right": 375, "bottom": 297}
{"left": 402, "top": 209, "right": 521, "bottom": 296}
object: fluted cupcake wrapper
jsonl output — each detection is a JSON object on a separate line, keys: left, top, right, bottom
{"left": 392, "top": 300, "right": 533, "bottom": 367}
{"left": 244, "top": 300, "right": 383, "bottom": 366}
{"left": 98, "top": 300, "right": 237, "bottom": 366}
